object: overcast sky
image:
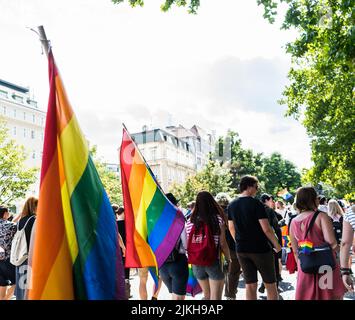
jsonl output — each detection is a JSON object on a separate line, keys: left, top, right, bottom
{"left": 0, "top": 0, "right": 312, "bottom": 169}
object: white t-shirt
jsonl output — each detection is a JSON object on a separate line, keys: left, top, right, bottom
{"left": 344, "top": 206, "right": 355, "bottom": 231}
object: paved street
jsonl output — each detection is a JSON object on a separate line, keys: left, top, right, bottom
{"left": 129, "top": 260, "right": 355, "bottom": 301}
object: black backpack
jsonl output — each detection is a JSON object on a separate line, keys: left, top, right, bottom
{"left": 332, "top": 216, "right": 343, "bottom": 244}
{"left": 164, "top": 239, "right": 182, "bottom": 263}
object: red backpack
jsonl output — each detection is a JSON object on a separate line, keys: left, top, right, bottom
{"left": 187, "top": 222, "right": 218, "bottom": 266}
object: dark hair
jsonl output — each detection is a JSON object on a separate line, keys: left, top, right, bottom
{"left": 318, "top": 195, "right": 326, "bottom": 205}
{"left": 239, "top": 175, "right": 258, "bottom": 192}
{"left": 191, "top": 191, "right": 225, "bottom": 235}
{"left": 260, "top": 193, "right": 273, "bottom": 203}
{"left": 112, "top": 204, "right": 124, "bottom": 215}
{"left": 0, "top": 206, "right": 8, "bottom": 219}
{"left": 295, "top": 187, "right": 318, "bottom": 212}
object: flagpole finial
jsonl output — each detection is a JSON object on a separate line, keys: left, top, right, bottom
{"left": 37, "top": 26, "right": 51, "bottom": 57}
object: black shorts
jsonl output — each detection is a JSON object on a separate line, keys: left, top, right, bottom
{"left": 237, "top": 251, "right": 276, "bottom": 284}
{"left": 159, "top": 254, "right": 189, "bottom": 296}
{"left": 0, "top": 259, "right": 16, "bottom": 286}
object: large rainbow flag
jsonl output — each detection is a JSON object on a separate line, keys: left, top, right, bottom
{"left": 120, "top": 128, "right": 185, "bottom": 269}
{"left": 28, "top": 49, "right": 125, "bottom": 300}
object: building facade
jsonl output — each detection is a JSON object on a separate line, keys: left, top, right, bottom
{"left": 0, "top": 79, "right": 46, "bottom": 205}
{"left": 129, "top": 125, "right": 215, "bottom": 192}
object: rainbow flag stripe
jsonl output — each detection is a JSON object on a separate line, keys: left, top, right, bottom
{"left": 299, "top": 240, "right": 314, "bottom": 254}
{"left": 281, "top": 225, "right": 291, "bottom": 248}
{"left": 277, "top": 188, "right": 293, "bottom": 201}
{"left": 186, "top": 264, "right": 202, "bottom": 297}
{"left": 120, "top": 128, "right": 185, "bottom": 268}
{"left": 28, "top": 50, "right": 125, "bottom": 300}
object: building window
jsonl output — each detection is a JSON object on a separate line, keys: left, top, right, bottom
{"left": 3, "top": 106, "right": 6, "bottom": 115}
{"left": 23, "top": 128, "right": 26, "bottom": 138}
{"left": 150, "top": 147, "right": 157, "bottom": 161}
{"left": 41, "top": 117, "right": 44, "bottom": 126}
{"left": 13, "top": 94, "right": 23, "bottom": 103}
{"left": 32, "top": 114, "right": 35, "bottom": 123}
{"left": 0, "top": 90, "right": 8, "bottom": 98}
{"left": 23, "top": 112, "right": 26, "bottom": 121}
{"left": 32, "top": 151, "right": 36, "bottom": 159}
{"left": 13, "top": 126, "right": 16, "bottom": 136}
{"left": 31, "top": 130, "right": 35, "bottom": 139}
{"left": 13, "top": 109, "right": 16, "bottom": 118}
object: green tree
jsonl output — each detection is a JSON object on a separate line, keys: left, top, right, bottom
{"left": 216, "top": 131, "right": 264, "bottom": 191}
{"left": 90, "top": 146, "right": 123, "bottom": 205}
{"left": 262, "top": 152, "right": 301, "bottom": 195}
{"left": 0, "top": 118, "right": 38, "bottom": 205}
{"left": 169, "top": 160, "right": 233, "bottom": 207}
{"left": 258, "top": 0, "right": 355, "bottom": 199}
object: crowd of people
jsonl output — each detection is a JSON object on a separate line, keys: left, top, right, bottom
{"left": 117, "top": 176, "right": 355, "bottom": 301}
{"left": 0, "top": 175, "right": 354, "bottom": 300}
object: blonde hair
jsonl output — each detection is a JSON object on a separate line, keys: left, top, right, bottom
{"left": 327, "top": 199, "right": 343, "bottom": 218}
{"left": 21, "top": 197, "right": 38, "bottom": 218}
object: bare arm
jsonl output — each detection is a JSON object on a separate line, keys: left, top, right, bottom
{"left": 340, "top": 220, "right": 354, "bottom": 292}
{"left": 220, "top": 224, "right": 231, "bottom": 261}
{"left": 118, "top": 233, "right": 126, "bottom": 257}
{"left": 320, "top": 213, "right": 338, "bottom": 250}
{"left": 12, "top": 213, "right": 21, "bottom": 223}
{"left": 340, "top": 220, "right": 353, "bottom": 268}
{"left": 289, "top": 222, "right": 299, "bottom": 264}
{"left": 228, "top": 220, "right": 236, "bottom": 242}
{"left": 259, "top": 218, "right": 281, "bottom": 253}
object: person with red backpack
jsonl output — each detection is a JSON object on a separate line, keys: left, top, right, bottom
{"left": 186, "top": 191, "right": 231, "bottom": 300}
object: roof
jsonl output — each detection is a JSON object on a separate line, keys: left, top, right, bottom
{"left": 0, "top": 79, "right": 29, "bottom": 94}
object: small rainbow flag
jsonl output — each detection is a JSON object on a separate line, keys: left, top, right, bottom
{"left": 120, "top": 128, "right": 185, "bottom": 270}
{"left": 277, "top": 188, "right": 293, "bottom": 201}
{"left": 298, "top": 240, "right": 314, "bottom": 254}
{"left": 28, "top": 49, "right": 125, "bottom": 299}
{"left": 186, "top": 264, "right": 202, "bottom": 297}
{"left": 281, "top": 225, "right": 291, "bottom": 248}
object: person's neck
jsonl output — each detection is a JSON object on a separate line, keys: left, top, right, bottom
{"left": 240, "top": 191, "right": 254, "bottom": 197}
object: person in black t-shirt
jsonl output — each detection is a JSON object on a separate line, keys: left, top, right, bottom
{"left": 260, "top": 194, "right": 283, "bottom": 294}
{"left": 228, "top": 176, "right": 281, "bottom": 300}
{"left": 112, "top": 205, "right": 131, "bottom": 299}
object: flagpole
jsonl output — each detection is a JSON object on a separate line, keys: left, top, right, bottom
{"left": 121, "top": 123, "right": 168, "bottom": 195}
{"left": 37, "top": 25, "right": 51, "bottom": 57}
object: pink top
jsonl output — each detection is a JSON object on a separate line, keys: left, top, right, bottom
{"left": 291, "top": 212, "right": 346, "bottom": 300}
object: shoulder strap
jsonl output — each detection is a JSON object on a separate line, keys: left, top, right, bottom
{"left": 304, "top": 210, "right": 320, "bottom": 239}
{"left": 20, "top": 215, "right": 35, "bottom": 231}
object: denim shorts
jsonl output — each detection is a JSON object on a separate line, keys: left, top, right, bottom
{"left": 160, "top": 254, "right": 189, "bottom": 296}
{"left": 192, "top": 260, "right": 224, "bottom": 281}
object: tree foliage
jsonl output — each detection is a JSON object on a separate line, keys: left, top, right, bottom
{"left": 90, "top": 146, "right": 123, "bottom": 206}
{"left": 262, "top": 152, "right": 301, "bottom": 195}
{"left": 169, "top": 160, "right": 234, "bottom": 207}
{"left": 0, "top": 118, "right": 38, "bottom": 205}
{"left": 112, "top": 0, "right": 200, "bottom": 14}
{"left": 220, "top": 131, "right": 301, "bottom": 196}
{"left": 257, "top": 0, "right": 355, "bottom": 199}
